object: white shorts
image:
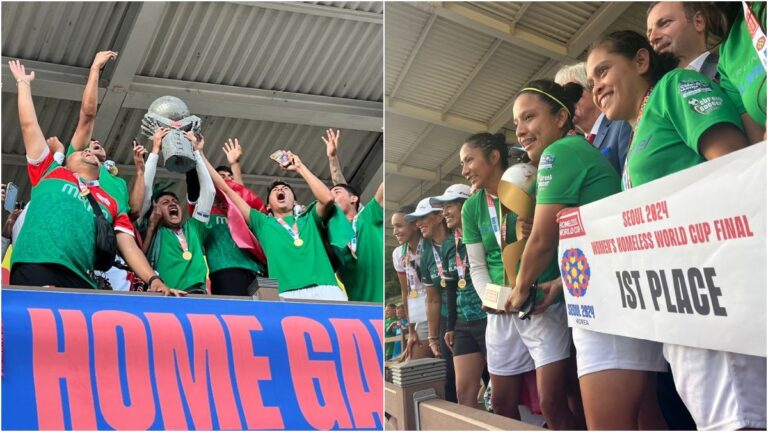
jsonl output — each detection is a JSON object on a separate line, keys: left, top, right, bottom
{"left": 512, "top": 302, "right": 571, "bottom": 368}
{"left": 663, "top": 344, "right": 766, "bottom": 431}
{"left": 279, "top": 285, "right": 347, "bottom": 301}
{"left": 573, "top": 328, "right": 667, "bottom": 378}
{"left": 413, "top": 320, "right": 429, "bottom": 340}
{"left": 485, "top": 313, "right": 535, "bottom": 376}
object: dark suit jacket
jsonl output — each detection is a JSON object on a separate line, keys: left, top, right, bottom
{"left": 592, "top": 116, "right": 632, "bottom": 176}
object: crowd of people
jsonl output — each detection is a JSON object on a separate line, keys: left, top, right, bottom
{"left": 3, "top": 51, "right": 383, "bottom": 303}
{"left": 388, "top": 3, "right": 765, "bottom": 430}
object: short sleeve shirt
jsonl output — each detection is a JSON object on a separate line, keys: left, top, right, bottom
{"left": 441, "top": 235, "right": 486, "bottom": 322}
{"left": 154, "top": 218, "right": 210, "bottom": 292}
{"left": 248, "top": 203, "right": 338, "bottom": 293}
{"left": 717, "top": 2, "right": 766, "bottom": 126}
{"left": 12, "top": 151, "right": 133, "bottom": 288}
{"left": 65, "top": 143, "right": 130, "bottom": 215}
{"left": 204, "top": 208, "right": 265, "bottom": 275}
{"left": 625, "top": 69, "right": 744, "bottom": 189}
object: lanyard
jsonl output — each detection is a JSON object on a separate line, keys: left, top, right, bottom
{"left": 402, "top": 243, "right": 419, "bottom": 292}
{"left": 74, "top": 175, "right": 99, "bottom": 197}
{"left": 454, "top": 230, "right": 467, "bottom": 288}
{"left": 485, "top": 192, "right": 503, "bottom": 248}
{"left": 430, "top": 241, "right": 446, "bottom": 287}
{"left": 743, "top": 1, "right": 768, "bottom": 70}
{"left": 276, "top": 216, "right": 303, "bottom": 247}
{"left": 621, "top": 85, "right": 654, "bottom": 190}
{"left": 174, "top": 228, "right": 193, "bottom": 260}
{"left": 348, "top": 213, "right": 360, "bottom": 257}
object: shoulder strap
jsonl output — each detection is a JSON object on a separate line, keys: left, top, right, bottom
{"left": 85, "top": 192, "right": 108, "bottom": 222}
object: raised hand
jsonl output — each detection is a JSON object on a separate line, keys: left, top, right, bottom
{"left": 91, "top": 51, "right": 118, "bottom": 71}
{"left": 283, "top": 151, "right": 304, "bottom": 172}
{"left": 132, "top": 140, "right": 147, "bottom": 171}
{"left": 152, "top": 127, "right": 169, "bottom": 154}
{"left": 185, "top": 131, "right": 204, "bottom": 151}
{"left": 149, "top": 204, "right": 163, "bottom": 227}
{"left": 223, "top": 138, "right": 242, "bottom": 164}
{"left": 46, "top": 136, "right": 65, "bottom": 155}
{"left": 8, "top": 60, "right": 34, "bottom": 85}
{"left": 322, "top": 128, "right": 340, "bottom": 158}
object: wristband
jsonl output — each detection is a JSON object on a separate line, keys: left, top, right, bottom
{"left": 427, "top": 335, "right": 439, "bottom": 341}
{"left": 147, "top": 275, "right": 163, "bottom": 289}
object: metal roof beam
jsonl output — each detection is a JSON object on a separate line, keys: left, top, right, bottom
{"left": 398, "top": 123, "right": 435, "bottom": 165}
{"left": 125, "top": 76, "right": 383, "bottom": 131}
{"left": 243, "top": 2, "right": 382, "bottom": 24}
{"left": 0, "top": 58, "right": 106, "bottom": 102}
{"left": 567, "top": 3, "right": 632, "bottom": 57}
{"left": 386, "top": 97, "right": 485, "bottom": 133}
{"left": 390, "top": 12, "right": 437, "bottom": 99}
{"left": 94, "top": 2, "right": 167, "bottom": 142}
{"left": 415, "top": 3, "right": 577, "bottom": 63}
{"left": 441, "top": 38, "right": 502, "bottom": 115}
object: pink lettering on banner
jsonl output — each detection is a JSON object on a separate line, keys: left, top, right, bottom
{"left": 145, "top": 312, "right": 241, "bottom": 430}
{"left": 282, "top": 316, "right": 353, "bottom": 430}
{"left": 221, "top": 315, "right": 284, "bottom": 429}
{"left": 330, "top": 319, "right": 382, "bottom": 429}
{"left": 92, "top": 311, "right": 154, "bottom": 430}
{"left": 29, "top": 308, "right": 97, "bottom": 430}
{"left": 559, "top": 208, "right": 586, "bottom": 239}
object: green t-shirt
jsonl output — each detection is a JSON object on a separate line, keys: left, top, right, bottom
{"left": 152, "top": 218, "right": 210, "bottom": 292}
{"left": 717, "top": 2, "right": 766, "bottom": 126}
{"left": 13, "top": 152, "right": 134, "bottom": 288}
{"left": 248, "top": 203, "right": 338, "bottom": 293}
{"left": 461, "top": 190, "right": 560, "bottom": 292}
{"left": 328, "top": 199, "right": 384, "bottom": 303}
{"left": 625, "top": 69, "right": 744, "bottom": 189}
{"left": 205, "top": 211, "right": 265, "bottom": 275}
{"left": 419, "top": 236, "right": 451, "bottom": 317}
{"left": 441, "top": 235, "right": 486, "bottom": 322}
{"left": 66, "top": 144, "right": 130, "bottom": 215}
{"left": 385, "top": 317, "right": 398, "bottom": 359}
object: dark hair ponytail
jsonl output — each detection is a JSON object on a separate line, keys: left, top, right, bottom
{"left": 516, "top": 79, "right": 581, "bottom": 132}
{"left": 464, "top": 132, "right": 510, "bottom": 169}
{"left": 590, "top": 30, "right": 679, "bottom": 84}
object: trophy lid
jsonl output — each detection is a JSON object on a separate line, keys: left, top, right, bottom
{"left": 147, "top": 96, "right": 190, "bottom": 121}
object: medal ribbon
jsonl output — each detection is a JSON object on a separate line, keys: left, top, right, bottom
{"left": 402, "top": 243, "right": 418, "bottom": 291}
{"left": 74, "top": 174, "right": 99, "bottom": 196}
{"left": 621, "top": 85, "right": 654, "bottom": 190}
{"left": 174, "top": 229, "right": 190, "bottom": 255}
{"left": 485, "top": 192, "right": 503, "bottom": 249}
{"left": 453, "top": 230, "right": 466, "bottom": 283}
{"left": 348, "top": 213, "right": 359, "bottom": 257}
{"left": 743, "top": 1, "right": 768, "bottom": 70}
{"left": 276, "top": 216, "right": 300, "bottom": 243}
{"left": 430, "top": 242, "right": 446, "bottom": 283}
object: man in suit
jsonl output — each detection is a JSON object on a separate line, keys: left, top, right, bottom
{"left": 555, "top": 63, "right": 631, "bottom": 176}
{"left": 646, "top": 2, "right": 720, "bottom": 81}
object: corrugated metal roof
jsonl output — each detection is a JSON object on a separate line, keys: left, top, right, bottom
{"left": 518, "top": 2, "right": 602, "bottom": 45}
{"left": 384, "top": 3, "right": 431, "bottom": 95}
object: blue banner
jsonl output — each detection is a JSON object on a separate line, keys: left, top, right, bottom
{"left": 2, "top": 288, "right": 383, "bottom": 430}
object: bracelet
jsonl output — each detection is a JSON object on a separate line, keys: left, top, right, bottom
{"left": 427, "top": 335, "right": 439, "bottom": 341}
{"left": 147, "top": 275, "right": 163, "bottom": 289}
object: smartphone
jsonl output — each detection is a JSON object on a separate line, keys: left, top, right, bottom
{"left": 269, "top": 150, "right": 292, "bottom": 168}
{"left": 4, "top": 182, "right": 18, "bottom": 213}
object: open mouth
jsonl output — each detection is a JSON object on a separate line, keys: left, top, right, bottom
{"left": 276, "top": 192, "right": 286, "bottom": 201}
{"left": 598, "top": 92, "right": 612, "bottom": 110}
{"left": 520, "top": 138, "right": 536, "bottom": 150}
{"left": 169, "top": 207, "right": 180, "bottom": 218}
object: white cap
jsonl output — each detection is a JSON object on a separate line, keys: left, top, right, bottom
{"left": 405, "top": 197, "right": 441, "bottom": 222}
{"left": 430, "top": 184, "right": 472, "bottom": 207}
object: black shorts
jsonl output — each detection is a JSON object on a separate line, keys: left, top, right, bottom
{"left": 452, "top": 318, "right": 487, "bottom": 357}
{"left": 11, "top": 263, "right": 92, "bottom": 289}
{"left": 209, "top": 268, "right": 259, "bottom": 296}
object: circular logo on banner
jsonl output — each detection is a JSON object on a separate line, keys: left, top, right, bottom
{"left": 561, "top": 248, "right": 590, "bottom": 297}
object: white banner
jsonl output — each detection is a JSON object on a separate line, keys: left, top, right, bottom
{"left": 558, "top": 142, "right": 766, "bottom": 357}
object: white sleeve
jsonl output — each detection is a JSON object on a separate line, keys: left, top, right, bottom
{"left": 53, "top": 151, "right": 65, "bottom": 166}
{"left": 466, "top": 242, "right": 492, "bottom": 299}
{"left": 139, "top": 153, "right": 159, "bottom": 221}
{"left": 191, "top": 150, "right": 214, "bottom": 223}
{"left": 392, "top": 245, "right": 405, "bottom": 272}
{"left": 1, "top": 236, "right": 10, "bottom": 260}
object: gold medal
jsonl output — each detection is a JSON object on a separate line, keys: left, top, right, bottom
{"left": 294, "top": 238, "right": 304, "bottom": 247}
{"left": 409, "top": 290, "right": 418, "bottom": 298}
{"left": 182, "top": 251, "right": 192, "bottom": 260}
{"left": 458, "top": 279, "right": 467, "bottom": 289}
{"left": 80, "top": 189, "right": 90, "bottom": 197}
{"left": 440, "top": 279, "right": 446, "bottom": 288}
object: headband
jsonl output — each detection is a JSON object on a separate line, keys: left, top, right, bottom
{"left": 520, "top": 87, "right": 571, "bottom": 117}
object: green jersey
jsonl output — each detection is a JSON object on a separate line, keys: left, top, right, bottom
{"left": 625, "top": 69, "right": 743, "bottom": 189}
{"left": 205, "top": 211, "right": 265, "bottom": 275}
{"left": 717, "top": 2, "right": 766, "bottom": 126}
{"left": 328, "top": 199, "right": 384, "bottom": 303}
{"left": 419, "top": 236, "right": 451, "bottom": 317}
{"left": 248, "top": 203, "right": 338, "bottom": 293}
{"left": 13, "top": 151, "right": 134, "bottom": 288}
{"left": 385, "top": 317, "right": 398, "bottom": 359}
{"left": 441, "top": 235, "right": 486, "bottom": 322}
{"left": 151, "top": 218, "right": 210, "bottom": 292}
{"left": 461, "top": 190, "right": 560, "bottom": 291}
{"left": 66, "top": 144, "right": 130, "bottom": 215}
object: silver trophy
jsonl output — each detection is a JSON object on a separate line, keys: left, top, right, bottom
{"left": 141, "top": 96, "right": 202, "bottom": 173}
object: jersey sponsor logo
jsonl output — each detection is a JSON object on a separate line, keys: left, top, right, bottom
{"left": 539, "top": 154, "right": 555, "bottom": 170}
{"left": 537, "top": 174, "right": 552, "bottom": 188}
{"left": 561, "top": 248, "right": 590, "bottom": 297}
{"left": 213, "top": 215, "right": 228, "bottom": 225}
{"left": 678, "top": 80, "right": 712, "bottom": 98}
{"left": 688, "top": 96, "right": 723, "bottom": 114}
{"left": 758, "top": 36, "right": 766, "bottom": 51}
